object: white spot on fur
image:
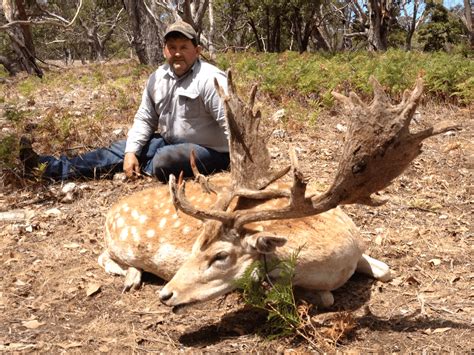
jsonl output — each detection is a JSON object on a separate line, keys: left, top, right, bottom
{"left": 152, "top": 243, "right": 188, "bottom": 267}
{"left": 120, "top": 227, "right": 129, "bottom": 241}
{"left": 122, "top": 204, "right": 130, "bottom": 212}
{"left": 204, "top": 197, "right": 211, "bottom": 204}
{"left": 139, "top": 215, "right": 148, "bottom": 224}
{"left": 116, "top": 217, "right": 125, "bottom": 228}
{"left": 182, "top": 225, "right": 192, "bottom": 234}
{"left": 172, "top": 214, "right": 178, "bottom": 220}
{"left": 131, "top": 226, "right": 140, "bottom": 242}
{"left": 163, "top": 209, "right": 170, "bottom": 215}
{"left": 146, "top": 229, "right": 155, "bottom": 238}
{"left": 254, "top": 225, "right": 264, "bottom": 232}
{"left": 173, "top": 220, "right": 181, "bottom": 228}
{"left": 131, "top": 210, "right": 140, "bottom": 220}
{"left": 159, "top": 218, "right": 167, "bottom": 229}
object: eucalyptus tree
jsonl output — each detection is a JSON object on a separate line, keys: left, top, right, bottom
{"left": 121, "top": 0, "right": 209, "bottom": 65}
{"left": 417, "top": 2, "right": 466, "bottom": 51}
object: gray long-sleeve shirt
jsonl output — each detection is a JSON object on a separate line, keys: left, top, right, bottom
{"left": 125, "top": 59, "right": 229, "bottom": 155}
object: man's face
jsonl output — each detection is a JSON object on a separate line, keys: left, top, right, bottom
{"left": 163, "top": 37, "right": 201, "bottom": 77}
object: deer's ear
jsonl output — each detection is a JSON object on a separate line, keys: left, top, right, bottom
{"left": 245, "top": 233, "right": 287, "bottom": 254}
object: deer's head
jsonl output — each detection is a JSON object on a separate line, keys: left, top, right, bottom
{"left": 158, "top": 197, "right": 288, "bottom": 307}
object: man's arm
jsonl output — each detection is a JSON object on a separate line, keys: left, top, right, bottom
{"left": 124, "top": 75, "right": 159, "bottom": 177}
{"left": 202, "top": 70, "right": 228, "bottom": 138}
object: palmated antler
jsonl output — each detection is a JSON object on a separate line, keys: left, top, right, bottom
{"left": 170, "top": 74, "right": 460, "bottom": 231}
{"left": 230, "top": 76, "right": 460, "bottom": 227}
{"left": 326, "top": 76, "right": 459, "bottom": 206}
{"left": 214, "top": 70, "right": 290, "bottom": 190}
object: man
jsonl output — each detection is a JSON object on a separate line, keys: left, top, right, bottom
{"left": 21, "top": 21, "right": 229, "bottom": 182}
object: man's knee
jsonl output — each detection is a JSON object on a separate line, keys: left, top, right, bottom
{"left": 152, "top": 150, "right": 191, "bottom": 181}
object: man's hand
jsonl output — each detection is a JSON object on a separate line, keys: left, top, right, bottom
{"left": 124, "top": 152, "right": 141, "bottom": 178}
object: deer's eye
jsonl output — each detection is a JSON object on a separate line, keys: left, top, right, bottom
{"left": 209, "top": 251, "right": 229, "bottom": 266}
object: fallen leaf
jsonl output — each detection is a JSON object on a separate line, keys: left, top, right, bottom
{"left": 56, "top": 341, "right": 82, "bottom": 349}
{"left": 428, "top": 258, "right": 442, "bottom": 266}
{"left": 432, "top": 327, "right": 451, "bottom": 334}
{"left": 390, "top": 276, "right": 404, "bottom": 286}
{"left": 0, "top": 343, "right": 36, "bottom": 351}
{"left": 86, "top": 283, "right": 101, "bottom": 297}
{"left": 22, "top": 319, "right": 45, "bottom": 329}
{"left": 98, "top": 345, "right": 110, "bottom": 352}
{"left": 405, "top": 276, "right": 420, "bottom": 285}
{"left": 64, "top": 243, "right": 81, "bottom": 249}
{"left": 374, "top": 234, "right": 384, "bottom": 245}
{"left": 44, "top": 208, "right": 61, "bottom": 217}
{"left": 14, "top": 279, "right": 26, "bottom": 286}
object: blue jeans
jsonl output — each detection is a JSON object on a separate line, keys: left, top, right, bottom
{"left": 39, "top": 134, "right": 230, "bottom": 181}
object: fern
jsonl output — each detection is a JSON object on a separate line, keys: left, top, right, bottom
{"left": 234, "top": 247, "right": 302, "bottom": 338}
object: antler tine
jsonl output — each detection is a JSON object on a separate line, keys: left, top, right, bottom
{"left": 190, "top": 150, "right": 217, "bottom": 195}
{"left": 233, "top": 147, "right": 315, "bottom": 229}
{"left": 168, "top": 174, "right": 233, "bottom": 223}
{"left": 249, "top": 84, "right": 258, "bottom": 111}
{"left": 369, "top": 75, "right": 390, "bottom": 106}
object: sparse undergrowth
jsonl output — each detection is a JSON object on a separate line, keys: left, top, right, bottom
{"left": 0, "top": 55, "right": 471, "bottom": 352}
{"left": 1, "top": 51, "right": 472, "bottom": 187}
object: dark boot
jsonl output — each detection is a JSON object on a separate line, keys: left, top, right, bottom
{"left": 19, "top": 136, "right": 39, "bottom": 175}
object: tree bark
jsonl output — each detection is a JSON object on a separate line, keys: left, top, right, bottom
{"left": 366, "top": 0, "right": 395, "bottom": 51}
{"left": 464, "top": 0, "right": 474, "bottom": 48}
{"left": 122, "top": 0, "right": 164, "bottom": 65}
{"left": 2, "top": 0, "right": 43, "bottom": 77}
{"left": 208, "top": 0, "right": 216, "bottom": 58}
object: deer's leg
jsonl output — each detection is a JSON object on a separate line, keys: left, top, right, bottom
{"left": 315, "top": 290, "right": 334, "bottom": 308}
{"left": 356, "top": 254, "right": 392, "bottom": 282}
{"left": 98, "top": 251, "right": 127, "bottom": 276}
{"left": 296, "top": 288, "right": 334, "bottom": 308}
{"left": 122, "top": 267, "right": 143, "bottom": 293}
{"left": 99, "top": 251, "right": 143, "bottom": 292}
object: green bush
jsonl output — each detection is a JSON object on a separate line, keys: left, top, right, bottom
{"left": 235, "top": 248, "right": 301, "bottom": 338}
{"left": 218, "top": 49, "right": 473, "bottom": 107}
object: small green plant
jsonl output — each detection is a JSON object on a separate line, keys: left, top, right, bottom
{"left": 18, "top": 76, "right": 41, "bottom": 97}
{"left": 5, "top": 106, "right": 26, "bottom": 124}
{"left": 235, "top": 248, "right": 302, "bottom": 338}
{"left": 0, "top": 134, "right": 18, "bottom": 169}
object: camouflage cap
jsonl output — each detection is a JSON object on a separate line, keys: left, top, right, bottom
{"left": 164, "top": 21, "right": 197, "bottom": 41}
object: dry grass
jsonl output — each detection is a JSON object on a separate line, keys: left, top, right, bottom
{"left": 0, "top": 61, "right": 472, "bottom": 352}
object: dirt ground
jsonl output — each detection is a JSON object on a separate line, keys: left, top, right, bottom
{"left": 0, "top": 66, "right": 473, "bottom": 352}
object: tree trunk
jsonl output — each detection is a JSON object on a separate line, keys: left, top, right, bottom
{"left": 3, "top": 0, "right": 43, "bottom": 77}
{"left": 367, "top": 0, "right": 395, "bottom": 51}
{"left": 248, "top": 18, "right": 263, "bottom": 52}
{"left": 208, "top": 0, "right": 216, "bottom": 58}
{"left": 465, "top": 0, "right": 474, "bottom": 48}
{"left": 122, "top": 0, "right": 164, "bottom": 65}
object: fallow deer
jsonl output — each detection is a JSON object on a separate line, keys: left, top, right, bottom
{"left": 99, "top": 71, "right": 457, "bottom": 309}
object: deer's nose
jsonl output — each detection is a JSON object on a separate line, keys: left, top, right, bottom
{"left": 159, "top": 289, "right": 173, "bottom": 303}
